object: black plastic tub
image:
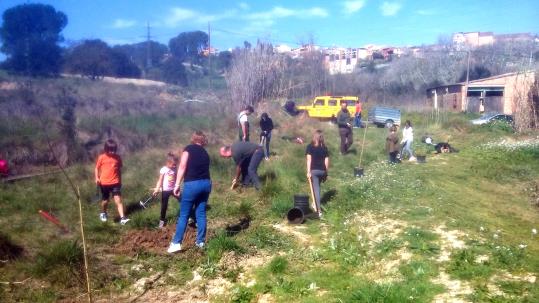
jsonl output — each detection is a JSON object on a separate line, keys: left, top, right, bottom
{"left": 287, "top": 207, "right": 305, "bottom": 224}
{"left": 416, "top": 155, "right": 426, "bottom": 163}
{"left": 293, "top": 194, "right": 310, "bottom": 214}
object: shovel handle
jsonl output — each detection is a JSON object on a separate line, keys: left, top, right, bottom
{"left": 307, "top": 176, "right": 318, "bottom": 213}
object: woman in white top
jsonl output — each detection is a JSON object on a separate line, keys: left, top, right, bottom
{"left": 400, "top": 120, "right": 415, "bottom": 161}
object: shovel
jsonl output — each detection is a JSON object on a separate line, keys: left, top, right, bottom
{"left": 355, "top": 123, "right": 368, "bottom": 177}
{"left": 307, "top": 175, "right": 319, "bottom": 214}
{"left": 139, "top": 194, "right": 155, "bottom": 209}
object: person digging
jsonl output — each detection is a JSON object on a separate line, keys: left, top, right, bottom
{"left": 220, "top": 141, "right": 264, "bottom": 191}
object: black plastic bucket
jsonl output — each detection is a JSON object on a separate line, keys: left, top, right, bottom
{"left": 416, "top": 155, "right": 426, "bottom": 163}
{"left": 293, "top": 194, "right": 310, "bottom": 214}
{"left": 354, "top": 167, "right": 364, "bottom": 177}
{"left": 287, "top": 207, "right": 305, "bottom": 224}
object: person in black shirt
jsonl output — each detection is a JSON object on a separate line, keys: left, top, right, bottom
{"left": 259, "top": 112, "right": 274, "bottom": 160}
{"left": 168, "top": 131, "right": 212, "bottom": 253}
{"left": 306, "top": 130, "right": 330, "bottom": 218}
{"left": 220, "top": 141, "right": 264, "bottom": 190}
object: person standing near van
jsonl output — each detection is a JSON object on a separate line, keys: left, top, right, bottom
{"left": 400, "top": 120, "right": 415, "bottom": 161}
{"left": 386, "top": 126, "right": 400, "bottom": 164}
{"left": 259, "top": 112, "right": 273, "bottom": 160}
{"left": 237, "top": 105, "right": 254, "bottom": 142}
{"left": 336, "top": 103, "right": 353, "bottom": 155}
{"left": 354, "top": 100, "right": 362, "bottom": 128}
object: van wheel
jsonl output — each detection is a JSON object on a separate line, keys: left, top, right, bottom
{"left": 385, "top": 120, "right": 394, "bottom": 128}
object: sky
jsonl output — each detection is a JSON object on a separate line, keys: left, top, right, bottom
{"left": 0, "top": 0, "right": 538, "bottom": 53}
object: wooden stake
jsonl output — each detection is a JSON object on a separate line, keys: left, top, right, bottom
{"left": 358, "top": 124, "right": 368, "bottom": 168}
{"left": 307, "top": 176, "right": 318, "bottom": 213}
{"left": 78, "top": 187, "right": 92, "bottom": 303}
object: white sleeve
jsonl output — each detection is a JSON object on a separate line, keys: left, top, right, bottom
{"left": 159, "top": 166, "right": 168, "bottom": 175}
{"left": 239, "top": 114, "right": 248, "bottom": 123}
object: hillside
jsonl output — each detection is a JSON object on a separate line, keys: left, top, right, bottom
{"left": 0, "top": 79, "right": 538, "bottom": 302}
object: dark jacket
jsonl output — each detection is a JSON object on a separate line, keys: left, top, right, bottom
{"left": 336, "top": 109, "right": 351, "bottom": 129}
{"left": 260, "top": 117, "right": 273, "bottom": 134}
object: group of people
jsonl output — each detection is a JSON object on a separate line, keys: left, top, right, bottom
{"left": 93, "top": 103, "right": 425, "bottom": 253}
{"left": 386, "top": 120, "right": 415, "bottom": 164}
{"left": 94, "top": 132, "right": 212, "bottom": 253}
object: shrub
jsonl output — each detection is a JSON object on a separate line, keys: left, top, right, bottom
{"left": 32, "top": 240, "right": 84, "bottom": 287}
{"left": 268, "top": 256, "right": 288, "bottom": 274}
{"left": 206, "top": 231, "right": 245, "bottom": 262}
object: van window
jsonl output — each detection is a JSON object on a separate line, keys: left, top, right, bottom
{"left": 328, "top": 99, "right": 338, "bottom": 106}
{"left": 314, "top": 99, "right": 324, "bottom": 106}
{"left": 341, "top": 99, "right": 355, "bottom": 106}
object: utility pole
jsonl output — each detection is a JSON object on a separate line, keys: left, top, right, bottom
{"left": 146, "top": 22, "right": 152, "bottom": 77}
{"left": 465, "top": 49, "right": 471, "bottom": 112}
{"left": 208, "top": 22, "right": 212, "bottom": 90}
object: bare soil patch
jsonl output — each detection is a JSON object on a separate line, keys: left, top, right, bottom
{"left": 115, "top": 225, "right": 197, "bottom": 255}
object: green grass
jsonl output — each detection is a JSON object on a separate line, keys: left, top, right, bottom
{"left": 1, "top": 85, "right": 539, "bottom": 302}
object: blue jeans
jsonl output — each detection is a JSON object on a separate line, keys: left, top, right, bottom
{"left": 246, "top": 148, "right": 264, "bottom": 190}
{"left": 172, "top": 179, "right": 212, "bottom": 245}
{"left": 259, "top": 131, "right": 271, "bottom": 158}
{"left": 310, "top": 169, "right": 326, "bottom": 213}
{"left": 401, "top": 140, "right": 413, "bottom": 159}
{"left": 354, "top": 114, "right": 362, "bottom": 127}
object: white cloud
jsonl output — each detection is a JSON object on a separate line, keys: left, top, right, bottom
{"left": 305, "top": 7, "right": 329, "bottom": 17}
{"left": 163, "top": 7, "right": 238, "bottom": 26}
{"left": 246, "top": 6, "right": 328, "bottom": 20}
{"left": 111, "top": 19, "right": 137, "bottom": 29}
{"left": 103, "top": 38, "right": 137, "bottom": 45}
{"left": 238, "top": 2, "right": 250, "bottom": 10}
{"left": 416, "top": 9, "right": 436, "bottom": 16}
{"left": 380, "top": 2, "right": 402, "bottom": 16}
{"left": 343, "top": 1, "right": 366, "bottom": 15}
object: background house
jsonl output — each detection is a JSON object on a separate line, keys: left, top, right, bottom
{"left": 427, "top": 71, "right": 536, "bottom": 114}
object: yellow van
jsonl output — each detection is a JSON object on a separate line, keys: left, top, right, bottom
{"left": 296, "top": 96, "right": 359, "bottom": 119}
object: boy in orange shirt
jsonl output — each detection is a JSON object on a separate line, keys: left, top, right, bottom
{"left": 95, "top": 139, "right": 129, "bottom": 225}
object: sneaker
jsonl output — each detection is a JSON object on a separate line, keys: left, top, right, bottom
{"left": 318, "top": 212, "right": 323, "bottom": 219}
{"left": 99, "top": 212, "right": 107, "bottom": 222}
{"left": 167, "top": 242, "right": 182, "bottom": 253}
{"left": 158, "top": 220, "right": 165, "bottom": 228}
{"left": 195, "top": 242, "right": 205, "bottom": 249}
{"left": 409, "top": 156, "right": 416, "bottom": 161}
{"left": 120, "top": 217, "right": 130, "bottom": 225}
{"left": 264, "top": 157, "right": 269, "bottom": 161}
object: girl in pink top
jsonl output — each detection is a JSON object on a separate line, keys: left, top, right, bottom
{"left": 153, "top": 153, "right": 178, "bottom": 228}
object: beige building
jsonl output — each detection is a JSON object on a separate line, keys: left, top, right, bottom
{"left": 452, "top": 32, "right": 495, "bottom": 49}
{"left": 427, "top": 71, "right": 536, "bottom": 114}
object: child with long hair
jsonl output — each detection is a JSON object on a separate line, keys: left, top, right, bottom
{"left": 305, "top": 130, "right": 330, "bottom": 218}
{"left": 152, "top": 152, "right": 178, "bottom": 228}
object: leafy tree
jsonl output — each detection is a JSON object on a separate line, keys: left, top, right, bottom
{"left": 109, "top": 49, "right": 141, "bottom": 78}
{"left": 64, "top": 40, "right": 112, "bottom": 79}
{"left": 64, "top": 39, "right": 140, "bottom": 79}
{"left": 458, "top": 65, "right": 491, "bottom": 82}
{"left": 216, "top": 50, "right": 232, "bottom": 71}
{"left": 168, "top": 31, "right": 208, "bottom": 64}
{"left": 161, "top": 57, "right": 188, "bottom": 86}
{"left": 113, "top": 41, "right": 168, "bottom": 71}
{"left": 0, "top": 3, "right": 67, "bottom": 76}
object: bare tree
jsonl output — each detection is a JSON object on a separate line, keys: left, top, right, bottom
{"left": 225, "top": 42, "right": 286, "bottom": 108}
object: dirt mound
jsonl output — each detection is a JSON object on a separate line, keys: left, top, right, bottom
{"left": 115, "top": 225, "right": 197, "bottom": 255}
{"left": 0, "top": 233, "right": 24, "bottom": 260}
